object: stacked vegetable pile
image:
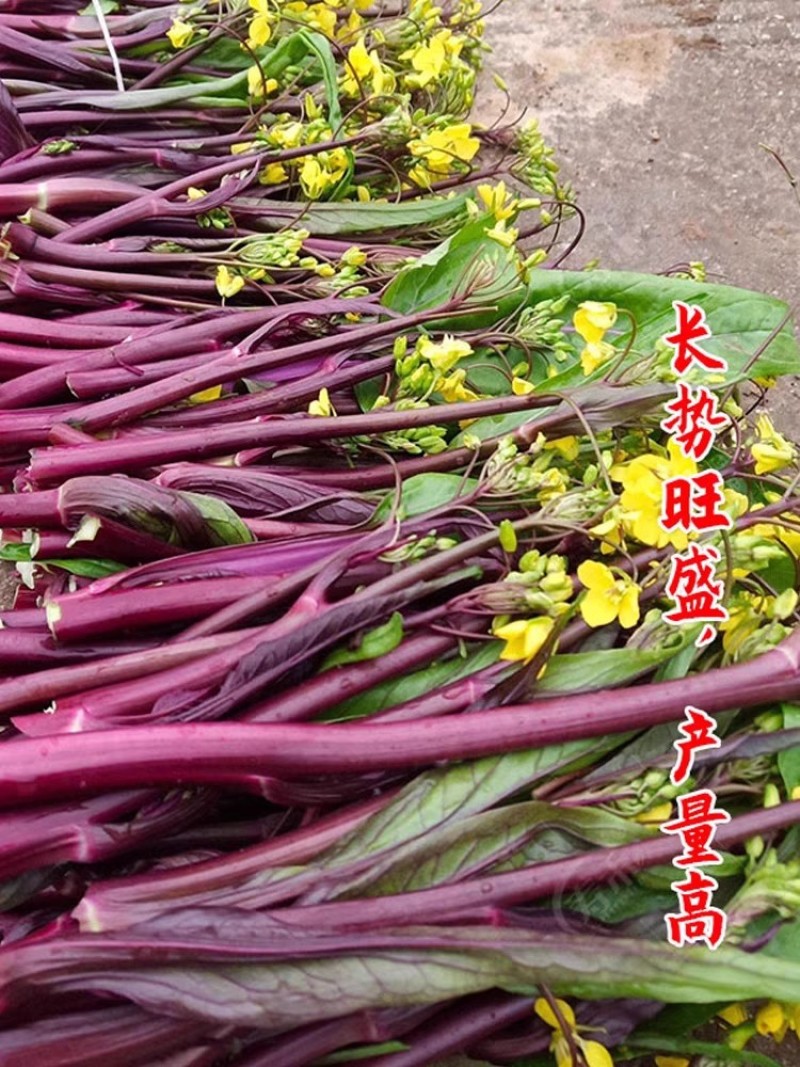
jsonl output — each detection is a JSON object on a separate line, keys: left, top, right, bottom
{"left": 2, "top": 2, "right": 800, "bottom": 1065}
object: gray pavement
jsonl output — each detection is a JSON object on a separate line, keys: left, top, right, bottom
{"left": 479, "top": 0, "right": 800, "bottom": 430}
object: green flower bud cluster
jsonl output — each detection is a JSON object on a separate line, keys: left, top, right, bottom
{"left": 361, "top": 106, "right": 417, "bottom": 148}
{"left": 726, "top": 850, "right": 800, "bottom": 938}
{"left": 730, "top": 532, "right": 792, "bottom": 572}
{"left": 512, "top": 297, "right": 573, "bottom": 363}
{"left": 483, "top": 435, "right": 570, "bottom": 501}
{"left": 513, "top": 119, "right": 573, "bottom": 204}
{"left": 234, "top": 229, "right": 310, "bottom": 269}
{"left": 605, "top": 768, "right": 682, "bottom": 819}
{"left": 380, "top": 532, "right": 458, "bottom": 563}
{"left": 368, "top": 398, "right": 449, "bottom": 455}
{"left": 518, "top": 551, "right": 573, "bottom": 613}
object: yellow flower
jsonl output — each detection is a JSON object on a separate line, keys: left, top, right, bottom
{"left": 756, "top": 1001, "right": 794, "bottom": 1043}
{"left": 188, "top": 385, "right": 223, "bottom": 404}
{"left": 654, "top": 1058, "right": 690, "bottom": 1067}
{"left": 306, "top": 3, "right": 337, "bottom": 35}
{"left": 718, "top": 1003, "right": 749, "bottom": 1027}
{"left": 215, "top": 265, "right": 245, "bottom": 299}
{"left": 247, "top": 0, "right": 274, "bottom": 48}
{"left": 408, "top": 124, "right": 480, "bottom": 186}
{"left": 577, "top": 560, "right": 640, "bottom": 629}
{"left": 534, "top": 998, "right": 614, "bottom": 1067}
{"left": 580, "top": 340, "right": 616, "bottom": 376}
{"left": 492, "top": 616, "right": 555, "bottom": 663}
{"left": 543, "top": 436, "right": 579, "bottom": 461}
{"left": 167, "top": 19, "right": 194, "bottom": 50}
{"left": 400, "top": 34, "right": 446, "bottom": 88}
{"left": 418, "top": 334, "right": 473, "bottom": 374}
{"left": 610, "top": 439, "right": 697, "bottom": 550}
{"left": 485, "top": 220, "right": 518, "bottom": 248}
{"left": 308, "top": 387, "right": 334, "bottom": 417}
{"left": 752, "top": 413, "right": 796, "bottom": 475}
{"left": 341, "top": 247, "right": 367, "bottom": 268}
{"left": 574, "top": 301, "right": 618, "bottom": 376}
{"left": 511, "top": 376, "right": 535, "bottom": 396}
{"left": 574, "top": 301, "right": 618, "bottom": 345}
{"left": 477, "top": 180, "right": 516, "bottom": 221}
{"left": 247, "top": 66, "right": 279, "bottom": 99}
{"left": 259, "top": 162, "right": 288, "bottom": 185}
{"left": 632, "top": 800, "right": 673, "bottom": 824}
{"left": 299, "top": 155, "right": 341, "bottom": 199}
{"left": 437, "top": 369, "right": 479, "bottom": 403}
{"left": 340, "top": 34, "right": 388, "bottom": 96}
{"left": 268, "top": 121, "right": 305, "bottom": 149}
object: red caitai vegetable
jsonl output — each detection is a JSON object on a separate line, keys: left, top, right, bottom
{"left": 1, "top": 2, "right": 800, "bottom": 1064}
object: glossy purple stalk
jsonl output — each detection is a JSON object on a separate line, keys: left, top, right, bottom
{"left": 153, "top": 465, "right": 373, "bottom": 524}
{"left": 0, "top": 787, "right": 210, "bottom": 880}
{"left": 0, "top": 629, "right": 248, "bottom": 716}
{"left": 242, "top": 628, "right": 461, "bottom": 723}
{"left": 2, "top": 628, "right": 797, "bottom": 802}
{"left": 0, "top": 628, "right": 152, "bottom": 670}
{"left": 74, "top": 790, "right": 394, "bottom": 933}
{"left": 0, "top": 297, "right": 380, "bottom": 409}
{"left": 44, "top": 576, "right": 274, "bottom": 644}
{"left": 0, "top": 178, "right": 144, "bottom": 216}
{"left": 0, "top": 1005, "right": 210, "bottom": 1067}
{"left": 31, "top": 394, "right": 540, "bottom": 482}
{"left": 65, "top": 303, "right": 427, "bottom": 432}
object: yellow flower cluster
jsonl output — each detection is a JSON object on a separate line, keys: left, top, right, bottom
{"left": 407, "top": 123, "right": 480, "bottom": 188}
{"left": 340, "top": 35, "right": 394, "bottom": 97}
{"left": 608, "top": 439, "right": 698, "bottom": 550}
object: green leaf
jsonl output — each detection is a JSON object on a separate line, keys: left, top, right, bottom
{"left": 179, "top": 491, "right": 254, "bottom": 545}
{"left": 525, "top": 269, "right": 800, "bottom": 382}
{"left": 763, "top": 914, "right": 800, "bottom": 964}
{"left": 249, "top": 194, "right": 469, "bottom": 236}
{"left": 373, "top": 472, "right": 475, "bottom": 522}
{"left": 321, "top": 613, "right": 403, "bottom": 669}
{"left": 316, "top": 740, "right": 621, "bottom": 880}
{"left": 48, "top": 928, "right": 800, "bottom": 1027}
{"left": 382, "top": 216, "right": 527, "bottom": 329}
{"left": 778, "top": 704, "right": 800, "bottom": 795}
{"left": 319, "top": 1043, "right": 409, "bottom": 1063}
{"left": 295, "top": 30, "right": 342, "bottom": 132}
{"left": 32, "top": 557, "right": 127, "bottom": 578}
{"left": 332, "top": 802, "right": 653, "bottom": 900}
{"left": 535, "top": 630, "right": 697, "bottom": 695}
{"left": 562, "top": 881, "right": 676, "bottom": 925}
{"left": 0, "top": 543, "right": 125, "bottom": 578}
{"left": 322, "top": 640, "right": 501, "bottom": 721}
{"left": 52, "top": 69, "right": 250, "bottom": 110}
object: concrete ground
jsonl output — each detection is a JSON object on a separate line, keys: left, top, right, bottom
{"left": 479, "top": 0, "right": 800, "bottom": 432}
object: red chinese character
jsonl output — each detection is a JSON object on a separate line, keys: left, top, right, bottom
{"left": 660, "top": 383, "right": 729, "bottom": 461}
{"left": 666, "top": 867, "right": 727, "bottom": 949}
{"left": 661, "top": 471, "right": 731, "bottom": 533}
{"left": 664, "top": 301, "right": 727, "bottom": 375}
{"left": 663, "top": 544, "right": 728, "bottom": 628}
{"left": 671, "top": 706, "right": 722, "bottom": 786}
{"left": 662, "top": 789, "right": 731, "bottom": 868}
